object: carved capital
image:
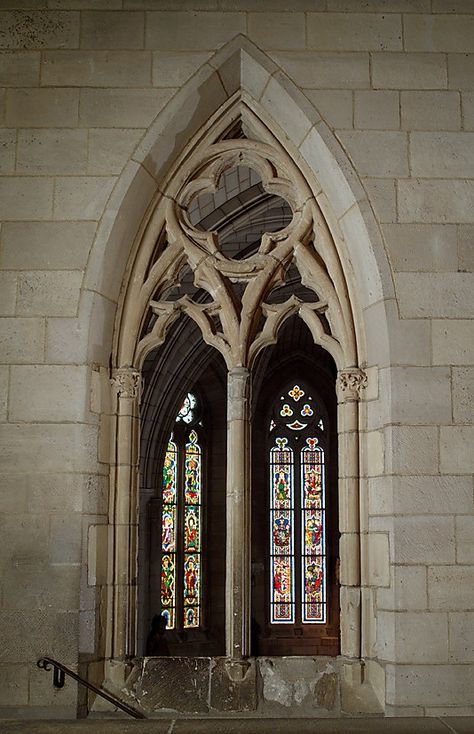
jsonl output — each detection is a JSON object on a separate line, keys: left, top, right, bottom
{"left": 110, "top": 367, "right": 141, "bottom": 399}
{"left": 337, "top": 367, "right": 368, "bottom": 402}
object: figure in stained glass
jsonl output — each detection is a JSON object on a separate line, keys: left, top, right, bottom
{"left": 273, "top": 513, "right": 290, "bottom": 551}
{"left": 161, "top": 555, "right": 175, "bottom": 605}
{"left": 162, "top": 507, "right": 175, "bottom": 552}
{"left": 305, "top": 512, "right": 323, "bottom": 552}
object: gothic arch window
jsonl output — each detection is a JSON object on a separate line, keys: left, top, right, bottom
{"left": 160, "top": 393, "right": 205, "bottom": 632}
{"left": 251, "top": 348, "right": 340, "bottom": 657}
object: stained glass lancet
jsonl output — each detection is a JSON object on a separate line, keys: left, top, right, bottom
{"left": 183, "top": 430, "right": 201, "bottom": 628}
{"left": 270, "top": 437, "right": 295, "bottom": 623}
{"left": 301, "top": 437, "right": 326, "bottom": 623}
{"left": 161, "top": 438, "right": 177, "bottom": 629}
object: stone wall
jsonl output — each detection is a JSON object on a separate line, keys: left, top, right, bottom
{"left": 0, "top": 0, "right": 473, "bottom": 719}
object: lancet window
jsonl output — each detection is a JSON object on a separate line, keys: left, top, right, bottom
{"left": 160, "top": 393, "right": 204, "bottom": 631}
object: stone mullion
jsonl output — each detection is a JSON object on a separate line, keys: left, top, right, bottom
{"left": 337, "top": 367, "right": 367, "bottom": 660}
{"left": 225, "top": 366, "right": 252, "bottom": 661}
{"left": 109, "top": 368, "right": 141, "bottom": 661}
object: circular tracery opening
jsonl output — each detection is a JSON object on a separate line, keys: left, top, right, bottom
{"left": 187, "top": 165, "right": 293, "bottom": 258}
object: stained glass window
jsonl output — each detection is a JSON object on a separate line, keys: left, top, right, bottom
{"left": 160, "top": 395, "right": 203, "bottom": 632}
{"left": 269, "top": 383, "right": 327, "bottom": 626}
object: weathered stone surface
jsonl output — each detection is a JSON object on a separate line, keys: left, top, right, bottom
{"left": 210, "top": 657, "right": 257, "bottom": 712}
{"left": 123, "top": 657, "right": 210, "bottom": 713}
{"left": 258, "top": 658, "right": 340, "bottom": 712}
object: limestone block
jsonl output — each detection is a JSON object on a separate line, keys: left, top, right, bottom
{"left": 0, "top": 423, "right": 99, "bottom": 473}
{"left": 0, "top": 176, "right": 53, "bottom": 220}
{"left": 411, "top": 132, "right": 474, "bottom": 178}
{"left": 385, "top": 662, "right": 474, "bottom": 706}
{"left": 304, "top": 90, "right": 353, "bottom": 129}
{"left": 441, "top": 426, "right": 474, "bottom": 474}
{"left": 28, "top": 662, "right": 78, "bottom": 709}
{"left": 80, "top": 87, "right": 174, "bottom": 127}
{"left": 41, "top": 50, "right": 151, "bottom": 87}
{"left": 209, "top": 658, "right": 257, "bottom": 712}
{"left": 123, "top": 657, "right": 210, "bottom": 713}
{"left": 433, "top": 320, "right": 474, "bottom": 365}
{"left": 17, "top": 128, "right": 87, "bottom": 175}
{"left": 80, "top": 10, "right": 144, "bottom": 48}
{"left": 449, "top": 612, "right": 474, "bottom": 663}
{"left": 328, "top": 0, "right": 430, "bottom": 8}
{"left": 377, "top": 566, "right": 428, "bottom": 612}
{"left": 0, "top": 11, "right": 79, "bottom": 49}
{"left": 382, "top": 223, "right": 458, "bottom": 272}
{"left": 271, "top": 51, "right": 370, "bottom": 89}
{"left": 0, "top": 221, "right": 95, "bottom": 271}
{"left": 145, "top": 11, "right": 246, "bottom": 50}
{"left": 449, "top": 53, "right": 474, "bottom": 90}
{"left": 0, "top": 513, "right": 49, "bottom": 569}
{"left": 17, "top": 270, "right": 82, "bottom": 317}
{"left": 258, "top": 658, "right": 339, "bottom": 712}
{"left": 428, "top": 566, "right": 474, "bottom": 610}
{"left": 452, "top": 368, "right": 474, "bottom": 423}
{"left": 49, "top": 514, "right": 82, "bottom": 565}
{"left": 307, "top": 12, "right": 402, "bottom": 51}
{"left": 9, "top": 365, "right": 88, "bottom": 422}
{"left": 392, "top": 475, "right": 472, "bottom": 516}
{"left": 50, "top": 0, "right": 122, "bottom": 6}
{"left": 384, "top": 425, "right": 438, "bottom": 475}
{"left": 53, "top": 176, "right": 115, "bottom": 220}
{"left": 1, "top": 473, "right": 84, "bottom": 514}
{"left": 0, "top": 50, "right": 39, "bottom": 86}
{"left": 396, "top": 272, "right": 474, "bottom": 317}
{"left": 372, "top": 52, "right": 447, "bottom": 89}
{"left": 463, "top": 92, "right": 474, "bottom": 131}
{"left": 0, "top": 365, "right": 8, "bottom": 422}
{"left": 222, "top": 0, "right": 326, "bottom": 7}
{"left": 46, "top": 290, "right": 116, "bottom": 366}
{"left": 366, "top": 532, "right": 390, "bottom": 587}
{"left": 458, "top": 225, "right": 474, "bottom": 271}
{"left": 0, "top": 272, "right": 16, "bottom": 315}
{"left": 0, "top": 609, "right": 79, "bottom": 664}
{"left": 260, "top": 73, "right": 319, "bottom": 148}
{"left": 88, "top": 128, "right": 143, "bottom": 175}
{"left": 87, "top": 523, "right": 108, "bottom": 586}
{"left": 433, "top": 0, "right": 474, "bottom": 9}
{"left": 378, "top": 611, "right": 449, "bottom": 664}
{"left": 337, "top": 131, "right": 408, "bottom": 177}
{"left": 152, "top": 51, "right": 210, "bottom": 88}
{"left": 248, "top": 12, "right": 305, "bottom": 50}
{"left": 354, "top": 90, "right": 399, "bottom": 130}
{"left": 2, "top": 563, "right": 80, "bottom": 611}
{"left": 0, "top": 665, "right": 28, "bottom": 706}
{"left": 127, "top": 0, "right": 218, "bottom": 6}
{"left": 388, "top": 366, "right": 452, "bottom": 425}
{"left": 6, "top": 88, "right": 79, "bottom": 127}
{"left": 401, "top": 91, "right": 460, "bottom": 130}
{"left": 360, "top": 430, "right": 384, "bottom": 478}
{"left": 0, "top": 317, "right": 45, "bottom": 364}
{"left": 405, "top": 13, "right": 474, "bottom": 52}
{"left": 363, "top": 299, "right": 432, "bottom": 367}
{"left": 362, "top": 178, "right": 396, "bottom": 223}
{"left": 0, "top": 88, "right": 4, "bottom": 124}
{"left": 0, "top": 128, "right": 15, "bottom": 173}
{"left": 456, "top": 516, "right": 474, "bottom": 564}
{"left": 392, "top": 516, "right": 455, "bottom": 564}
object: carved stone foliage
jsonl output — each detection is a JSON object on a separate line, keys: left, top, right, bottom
{"left": 128, "top": 138, "right": 354, "bottom": 373}
{"left": 111, "top": 367, "right": 141, "bottom": 399}
{"left": 337, "top": 368, "right": 368, "bottom": 401}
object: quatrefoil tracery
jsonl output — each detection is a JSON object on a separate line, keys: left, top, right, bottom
{"left": 134, "top": 141, "right": 347, "bottom": 370}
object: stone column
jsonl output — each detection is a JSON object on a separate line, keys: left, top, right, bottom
{"left": 336, "top": 367, "right": 367, "bottom": 659}
{"left": 109, "top": 367, "right": 141, "bottom": 660}
{"left": 225, "top": 366, "right": 251, "bottom": 661}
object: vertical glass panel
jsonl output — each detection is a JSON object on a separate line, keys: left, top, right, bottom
{"left": 161, "top": 439, "right": 177, "bottom": 629}
{"left": 183, "top": 430, "right": 201, "bottom": 628}
{"left": 270, "top": 437, "right": 295, "bottom": 624}
{"left": 301, "top": 437, "right": 326, "bottom": 623}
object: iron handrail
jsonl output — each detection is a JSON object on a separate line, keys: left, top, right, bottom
{"left": 37, "top": 656, "right": 147, "bottom": 719}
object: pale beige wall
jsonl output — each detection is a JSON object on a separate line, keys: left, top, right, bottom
{"left": 0, "top": 0, "right": 473, "bottom": 717}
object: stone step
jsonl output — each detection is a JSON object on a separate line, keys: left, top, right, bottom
{"left": 1, "top": 718, "right": 473, "bottom": 733}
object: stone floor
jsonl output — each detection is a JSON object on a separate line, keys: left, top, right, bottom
{"left": 2, "top": 719, "right": 474, "bottom": 733}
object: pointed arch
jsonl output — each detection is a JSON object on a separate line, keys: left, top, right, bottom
{"left": 92, "top": 36, "right": 392, "bottom": 711}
